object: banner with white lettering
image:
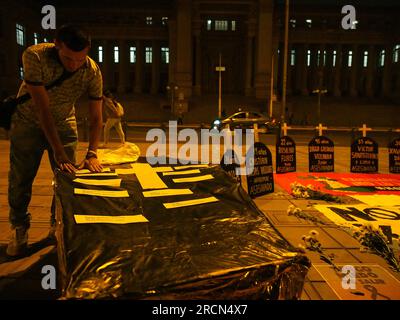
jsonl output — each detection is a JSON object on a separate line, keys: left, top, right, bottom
{"left": 314, "top": 204, "right": 400, "bottom": 236}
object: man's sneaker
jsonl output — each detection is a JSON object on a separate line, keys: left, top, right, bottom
{"left": 6, "top": 226, "right": 29, "bottom": 257}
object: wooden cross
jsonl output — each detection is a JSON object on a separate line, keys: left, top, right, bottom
{"left": 359, "top": 124, "right": 372, "bottom": 138}
{"left": 282, "top": 122, "right": 291, "bottom": 136}
{"left": 316, "top": 123, "right": 327, "bottom": 136}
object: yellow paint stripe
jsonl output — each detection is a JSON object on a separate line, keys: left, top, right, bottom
{"left": 174, "top": 164, "right": 209, "bottom": 170}
{"left": 115, "top": 168, "right": 136, "bottom": 175}
{"left": 74, "top": 214, "right": 148, "bottom": 224}
{"left": 163, "top": 196, "right": 219, "bottom": 209}
{"left": 74, "top": 188, "right": 129, "bottom": 197}
{"left": 154, "top": 167, "right": 173, "bottom": 172}
{"left": 173, "top": 174, "right": 214, "bottom": 183}
{"left": 143, "top": 189, "right": 193, "bottom": 197}
{"left": 75, "top": 173, "right": 118, "bottom": 177}
{"left": 163, "top": 169, "right": 200, "bottom": 176}
{"left": 73, "top": 178, "right": 122, "bottom": 187}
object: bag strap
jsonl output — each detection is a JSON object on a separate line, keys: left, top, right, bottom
{"left": 15, "top": 69, "right": 77, "bottom": 105}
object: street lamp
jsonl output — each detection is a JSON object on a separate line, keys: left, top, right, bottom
{"left": 281, "top": 0, "right": 290, "bottom": 125}
{"left": 166, "top": 83, "right": 178, "bottom": 114}
{"left": 215, "top": 53, "right": 225, "bottom": 119}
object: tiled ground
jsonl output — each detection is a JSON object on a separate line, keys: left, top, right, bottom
{"left": 0, "top": 138, "right": 399, "bottom": 300}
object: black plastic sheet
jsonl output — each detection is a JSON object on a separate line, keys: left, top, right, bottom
{"left": 54, "top": 158, "right": 310, "bottom": 299}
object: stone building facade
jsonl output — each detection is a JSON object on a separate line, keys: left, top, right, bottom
{"left": 1, "top": 0, "right": 399, "bottom": 106}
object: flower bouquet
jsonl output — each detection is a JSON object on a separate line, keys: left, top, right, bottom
{"left": 290, "top": 182, "right": 343, "bottom": 203}
{"left": 348, "top": 224, "right": 400, "bottom": 273}
{"left": 287, "top": 204, "right": 328, "bottom": 225}
{"left": 298, "top": 230, "right": 341, "bottom": 272}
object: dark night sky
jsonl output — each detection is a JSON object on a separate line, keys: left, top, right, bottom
{"left": 33, "top": 0, "right": 400, "bottom": 8}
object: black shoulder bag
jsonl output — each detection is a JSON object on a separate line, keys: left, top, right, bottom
{"left": 0, "top": 70, "right": 76, "bottom": 131}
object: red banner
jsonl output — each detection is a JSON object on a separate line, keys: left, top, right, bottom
{"left": 275, "top": 173, "right": 400, "bottom": 196}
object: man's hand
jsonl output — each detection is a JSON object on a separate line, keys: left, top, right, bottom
{"left": 78, "top": 157, "right": 103, "bottom": 172}
{"left": 54, "top": 150, "right": 76, "bottom": 173}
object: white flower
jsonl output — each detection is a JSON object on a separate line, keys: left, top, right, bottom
{"left": 294, "top": 208, "right": 302, "bottom": 214}
{"left": 309, "top": 230, "right": 319, "bottom": 238}
{"left": 302, "top": 191, "right": 310, "bottom": 198}
{"left": 287, "top": 205, "right": 295, "bottom": 215}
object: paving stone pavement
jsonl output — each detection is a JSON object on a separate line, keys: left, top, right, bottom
{"left": 0, "top": 138, "right": 399, "bottom": 300}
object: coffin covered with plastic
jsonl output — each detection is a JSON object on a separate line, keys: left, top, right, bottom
{"left": 54, "top": 159, "right": 310, "bottom": 299}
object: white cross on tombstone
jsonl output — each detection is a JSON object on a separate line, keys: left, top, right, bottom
{"left": 316, "top": 123, "right": 327, "bottom": 136}
{"left": 253, "top": 123, "right": 259, "bottom": 143}
{"left": 282, "top": 122, "right": 291, "bottom": 136}
{"left": 359, "top": 124, "right": 372, "bottom": 138}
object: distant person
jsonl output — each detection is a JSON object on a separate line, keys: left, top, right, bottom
{"left": 176, "top": 103, "right": 184, "bottom": 125}
{"left": 103, "top": 90, "right": 125, "bottom": 146}
{"left": 301, "top": 112, "right": 310, "bottom": 125}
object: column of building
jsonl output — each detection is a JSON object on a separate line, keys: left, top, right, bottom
{"left": 382, "top": 44, "right": 393, "bottom": 97}
{"left": 5, "top": 11, "right": 20, "bottom": 92}
{"left": 333, "top": 44, "right": 342, "bottom": 97}
{"left": 174, "top": 0, "right": 193, "bottom": 99}
{"left": 301, "top": 44, "right": 309, "bottom": 95}
{"left": 349, "top": 44, "right": 359, "bottom": 97}
{"left": 193, "top": 18, "right": 202, "bottom": 96}
{"left": 134, "top": 41, "right": 144, "bottom": 94}
{"left": 294, "top": 44, "right": 303, "bottom": 95}
{"left": 393, "top": 48, "right": 400, "bottom": 101}
{"left": 325, "top": 46, "right": 334, "bottom": 93}
{"left": 151, "top": 40, "right": 160, "bottom": 94}
{"left": 102, "top": 40, "right": 113, "bottom": 91}
{"left": 168, "top": 20, "right": 177, "bottom": 86}
{"left": 117, "top": 40, "right": 128, "bottom": 94}
{"left": 245, "top": 20, "right": 256, "bottom": 96}
{"left": 272, "top": 43, "right": 279, "bottom": 98}
{"left": 254, "top": 0, "right": 273, "bottom": 100}
{"left": 286, "top": 43, "right": 292, "bottom": 95}
{"left": 309, "top": 45, "right": 317, "bottom": 90}
{"left": 319, "top": 44, "right": 326, "bottom": 89}
{"left": 366, "top": 45, "right": 376, "bottom": 98}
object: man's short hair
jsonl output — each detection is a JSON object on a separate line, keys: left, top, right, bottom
{"left": 56, "top": 24, "right": 91, "bottom": 52}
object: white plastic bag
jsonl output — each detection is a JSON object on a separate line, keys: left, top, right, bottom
{"left": 97, "top": 142, "right": 140, "bottom": 165}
